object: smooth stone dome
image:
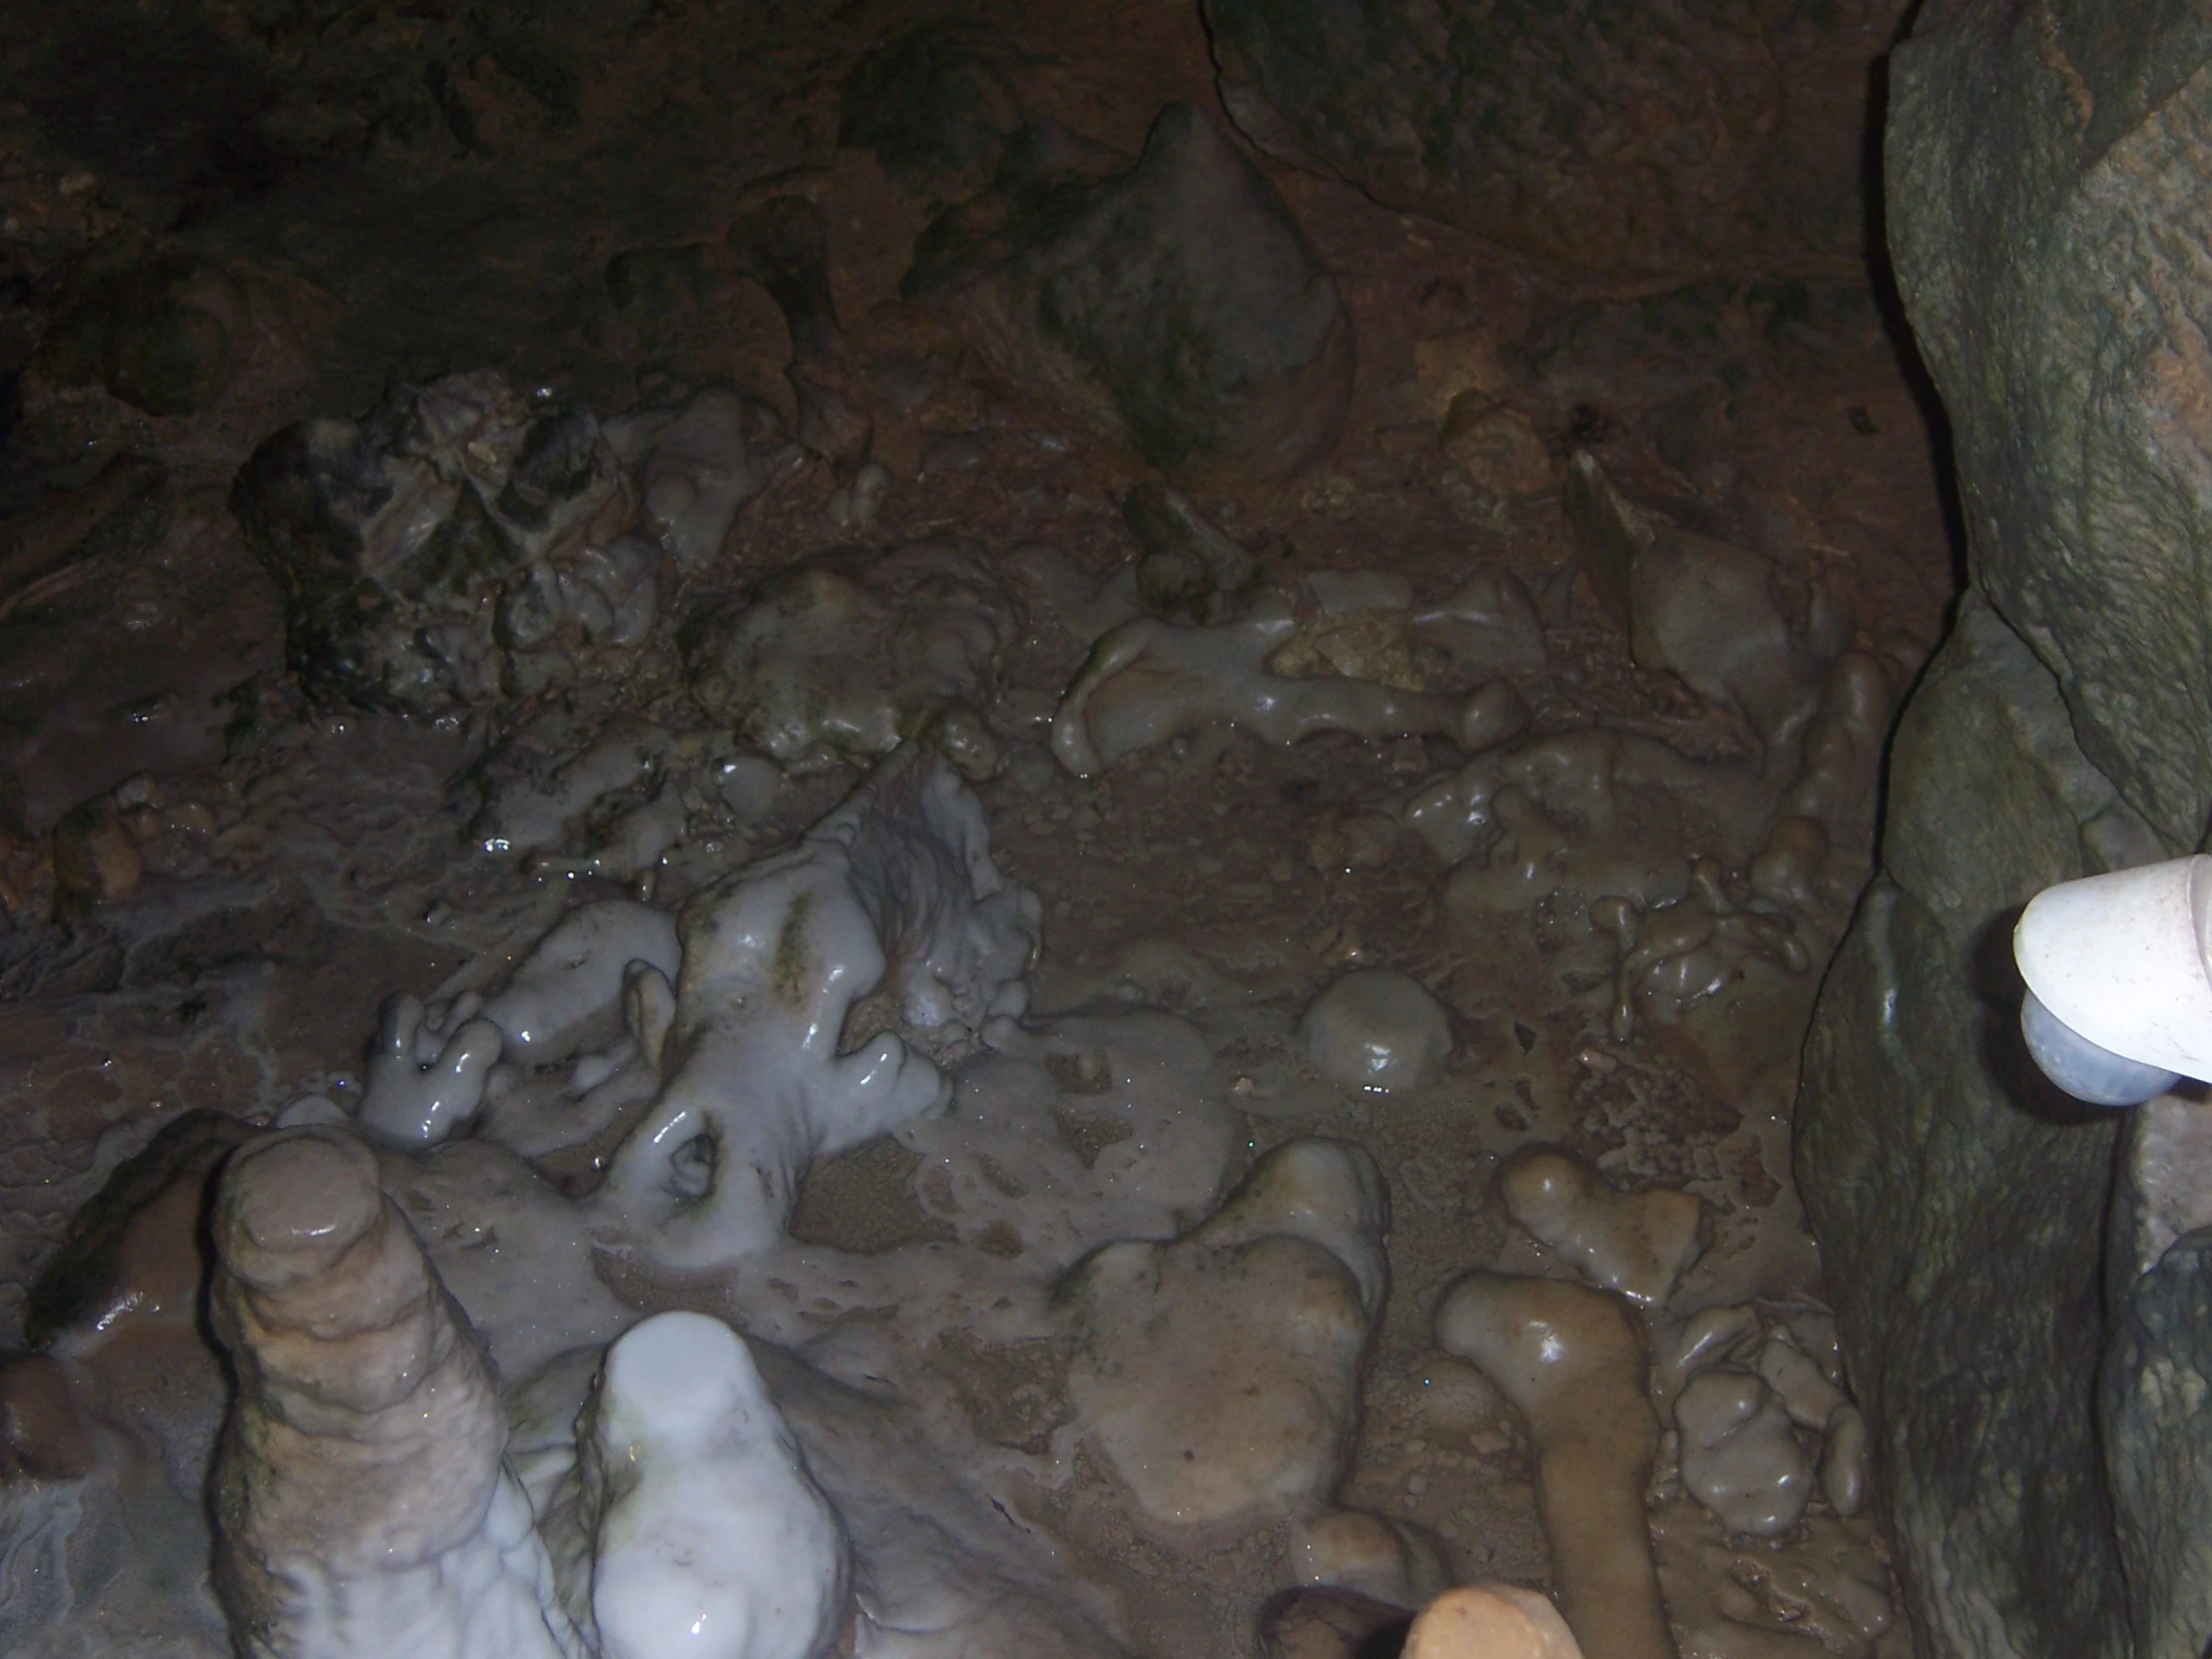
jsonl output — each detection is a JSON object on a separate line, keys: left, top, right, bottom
{"left": 1302, "top": 969, "right": 1451, "bottom": 1092}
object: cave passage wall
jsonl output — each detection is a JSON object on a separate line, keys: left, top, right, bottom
{"left": 1798, "top": 2, "right": 2212, "bottom": 1656}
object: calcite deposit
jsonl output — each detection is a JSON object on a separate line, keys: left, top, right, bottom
{"left": 0, "top": 1, "right": 1958, "bottom": 1655}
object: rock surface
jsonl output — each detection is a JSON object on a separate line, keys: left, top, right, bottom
{"left": 1063, "top": 1139, "right": 1386, "bottom": 1534}
{"left": 1798, "top": 597, "right": 2138, "bottom": 1659}
{"left": 1201, "top": 0, "right": 1910, "bottom": 276}
{"left": 903, "top": 103, "right": 1353, "bottom": 485}
{"left": 1798, "top": 5, "right": 2212, "bottom": 1652}
{"left": 232, "top": 371, "right": 659, "bottom": 713}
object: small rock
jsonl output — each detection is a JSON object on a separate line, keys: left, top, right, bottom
{"left": 1411, "top": 330, "right": 1510, "bottom": 421}
{"left": 1308, "top": 811, "right": 1399, "bottom": 873}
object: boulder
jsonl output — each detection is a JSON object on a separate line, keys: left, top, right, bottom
{"left": 1799, "top": 6, "right": 2212, "bottom": 1656}
{"left": 903, "top": 103, "right": 1353, "bottom": 484}
{"left": 1201, "top": 0, "right": 1910, "bottom": 276}
{"left": 1798, "top": 598, "right": 2145, "bottom": 1659}
{"left": 231, "top": 370, "right": 677, "bottom": 713}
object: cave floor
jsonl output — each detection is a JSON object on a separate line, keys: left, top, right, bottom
{"left": 0, "top": 3, "right": 1953, "bottom": 1657}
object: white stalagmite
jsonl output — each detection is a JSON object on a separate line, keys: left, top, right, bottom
{"left": 595, "top": 747, "right": 1037, "bottom": 1268}
{"left": 357, "top": 991, "right": 505, "bottom": 1147}
{"left": 480, "top": 900, "right": 684, "bottom": 1065}
{"left": 582, "top": 1314, "right": 848, "bottom": 1659}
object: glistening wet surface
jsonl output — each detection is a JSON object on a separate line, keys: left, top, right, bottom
{"left": 0, "top": 4, "right": 1947, "bottom": 1657}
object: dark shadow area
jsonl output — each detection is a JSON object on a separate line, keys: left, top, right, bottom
{"left": 1860, "top": 3, "right": 1969, "bottom": 599}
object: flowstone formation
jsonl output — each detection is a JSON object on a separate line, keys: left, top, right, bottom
{"left": 1796, "top": 3, "right": 2212, "bottom": 1655}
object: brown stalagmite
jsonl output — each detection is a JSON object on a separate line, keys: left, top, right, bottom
{"left": 1435, "top": 1272, "right": 1676, "bottom": 1659}
{"left": 209, "top": 1123, "right": 577, "bottom": 1659}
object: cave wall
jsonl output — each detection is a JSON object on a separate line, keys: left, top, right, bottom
{"left": 1798, "top": 2, "right": 2212, "bottom": 1655}
{"left": 1202, "top": 0, "right": 1913, "bottom": 276}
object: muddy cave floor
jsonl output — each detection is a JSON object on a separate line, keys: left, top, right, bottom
{"left": 0, "top": 2, "right": 1955, "bottom": 1657}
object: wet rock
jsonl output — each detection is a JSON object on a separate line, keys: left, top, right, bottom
{"left": 577, "top": 1313, "right": 849, "bottom": 1659}
{"left": 597, "top": 748, "right": 1038, "bottom": 1269}
{"left": 1750, "top": 653, "right": 1899, "bottom": 912}
{"left": 1563, "top": 453, "right": 1847, "bottom": 752}
{"left": 681, "top": 541, "right": 1022, "bottom": 771}
{"left": 1294, "top": 1509, "right": 1449, "bottom": 1608}
{"left": 904, "top": 103, "right": 1353, "bottom": 485}
{"left": 1435, "top": 1273, "right": 1670, "bottom": 1659}
{"left": 1405, "top": 729, "right": 1727, "bottom": 918}
{"left": 1650, "top": 1496, "right": 1892, "bottom": 1659}
{"left": 1407, "top": 566, "right": 1546, "bottom": 679}
{"left": 611, "top": 384, "right": 770, "bottom": 572}
{"left": 1301, "top": 969, "right": 1452, "bottom": 1094}
{"left": 1589, "top": 864, "right": 1811, "bottom": 1042}
{"left": 0, "top": 1354, "right": 93, "bottom": 1481}
{"left": 231, "top": 370, "right": 660, "bottom": 713}
{"left": 1063, "top": 1138, "right": 1386, "bottom": 1533}
{"left": 473, "top": 720, "right": 674, "bottom": 857}
{"left": 209, "top": 1125, "right": 580, "bottom": 1656}
{"left": 1053, "top": 590, "right": 1523, "bottom": 774}
{"left": 1496, "top": 1146, "right": 1703, "bottom": 1308}
{"left": 1797, "top": 593, "right": 2142, "bottom": 1657}
{"left": 1203, "top": 0, "right": 1908, "bottom": 276}
{"left": 1674, "top": 1371, "right": 1813, "bottom": 1538}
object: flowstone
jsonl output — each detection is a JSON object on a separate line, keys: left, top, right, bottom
{"left": 1063, "top": 1139, "right": 1387, "bottom": 1534}
{"left": 681, "top": 542, "right": 1021, "bottom": 772}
